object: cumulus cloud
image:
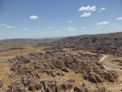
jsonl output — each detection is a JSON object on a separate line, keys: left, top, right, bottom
{"left": 116, "top": 16, "right": 122, "bottom": 20}
{"left": 30, "top": 15, "right": 39, "bottom": 20}
{"left": 96, "top": 21, "right": 110, "bottom": 26}
{"left": 78, "top": 6, "right": 96, "bottom": 17}
{"left": 79, "top": 6, "right": 96, "bottom": 12}
{"left": 99, "top": 7, "right": 106, "bottom": 12}
{"left": 80, "top": 12, "right": 91, "bottom": 17}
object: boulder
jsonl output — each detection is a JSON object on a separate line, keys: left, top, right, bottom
{"left": 0, "top": 80, "right": 3, "bottom": 88}
{"left": 44, "top": 81, "right": 57, "bottom": 92}
{"left": 104, "top": 71, "right": 118, "bottom": 82}
{"left": 87, "top": 72, "right": 103, "bottom": 83}
{"left": 74, "top": 86, "right": 89, "bottom": 92}
{"left": 93, "top": 87, "right": 106, "bottom": 92}
{"left": 7, "top": 86, "right": 23, "bottom": 92}
{"left": 28, "top": 83, "right": 42, "bottom": 91}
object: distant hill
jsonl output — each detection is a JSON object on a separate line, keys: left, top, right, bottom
{"left": 45, "top": 32, "right": 122, "bottom": 56}
{"left": 0, "top": 38, "right": 61, "bottom": 52}
{"left": 0, "top": 32, "right": 122, "bottom": 56}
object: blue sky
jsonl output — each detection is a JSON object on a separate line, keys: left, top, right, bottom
{"left": 0, "top": 0, "right": 122, "bottom": 39}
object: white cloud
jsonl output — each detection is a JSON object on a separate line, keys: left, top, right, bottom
{"left": 30, "top": 15, "right": 39, "bottom": 20}
{"left": 78, "top": 6, "right": 96, "bottom": 17}
{"left": 0, "top": 24, "right": 15, "bottom": 29}
{"left": 79, "top": 6, "right": 96, "bottom": 12}
{"left": 99, "top": 7, "right": 106, "bottom": 12}
{"left": 80, "top": 12, "right": 91, "bottom": 17}
{"left": 96, "top": 21, "right": 110, "bottom": 26}
{"left": 6, "top": 26, "right": 15, "bottom": 29}
{"left": 116, "top": 16, "right": 122, "bottom": 20}
{"left": 67, "top": 27, "right": 76, "bottom": 31}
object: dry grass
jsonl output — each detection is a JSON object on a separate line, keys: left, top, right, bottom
{"left": 0, "top": 61, "right": 20, "bottom": 90}
{"left": 0, "top": 46, "right": 121, "bottom": 91}
{"left": 0, "top": 46, "right": 43, "bottom": 91}
{"left": 31, "top": 69, "right": 84, "bottom": 86}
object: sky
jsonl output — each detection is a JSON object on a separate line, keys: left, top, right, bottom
{"left": 0, "top": 0, "right": 122, "bottom": 39}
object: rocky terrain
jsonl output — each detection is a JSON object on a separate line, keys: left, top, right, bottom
{"left": 43, "top": 32, "right": 122, "bottom": 56}
{"left": 0, "top": 32, "right": 122, "bottom": 92}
